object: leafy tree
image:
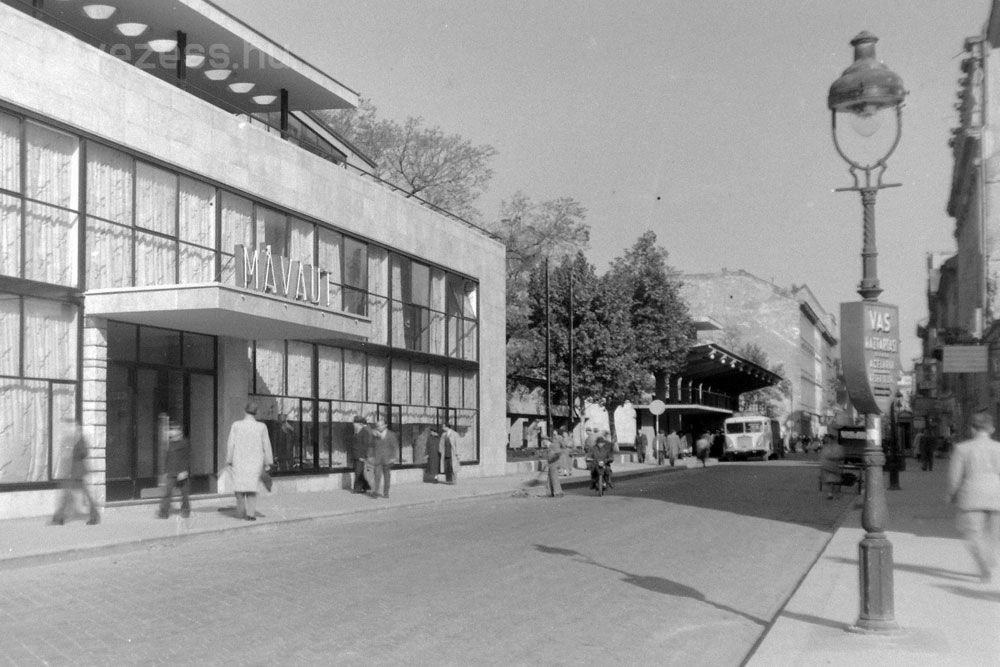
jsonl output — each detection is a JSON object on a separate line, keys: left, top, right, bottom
{"left": 490, "top": 192, "right": 589, "bottom": 345}
{"left": 318, "top": 100, "right": 497, "bottom": 221}
{"left": 605, "top": 231, "right": 694, "bottom": 398}
{"left": 735, "top": 343, "right": 791, "bottom": 418}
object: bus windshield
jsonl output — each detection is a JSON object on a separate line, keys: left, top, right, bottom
{"left": 726, "top": 421, "right": 765, "bottom": 434}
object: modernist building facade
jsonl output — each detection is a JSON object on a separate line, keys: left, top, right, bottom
{"left": 681, "top": 270, "right": 839, "bottom": 437}
{"left": 0, "top": 0, "right": 506, "bottom": 518}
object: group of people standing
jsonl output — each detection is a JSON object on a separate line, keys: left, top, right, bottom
{"left": 349, "top": 418, "right": 460, "bottom": 499}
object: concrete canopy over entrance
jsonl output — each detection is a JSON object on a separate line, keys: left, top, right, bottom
{"left": 86, "top": 284, "right": 370, "bottom": 341}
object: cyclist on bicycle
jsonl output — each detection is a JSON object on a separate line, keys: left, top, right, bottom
{"left": 587, "top": 431, "right": 615, "bottom": 490}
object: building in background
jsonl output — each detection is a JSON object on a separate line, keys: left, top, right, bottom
{"left": 0, "top": 0, "right": 506, "bottom": 519}
{"left": 917, "top": 2, "right": 1000, "bottom": 436}
{"left": 681, "top": 269, "right": 839, "bottom": 439}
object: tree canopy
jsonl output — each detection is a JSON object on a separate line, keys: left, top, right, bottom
{"left": 318, "top": 100, "right": 497, "bottom": 221}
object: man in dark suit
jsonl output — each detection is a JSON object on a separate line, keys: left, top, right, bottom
{"left": 350, "top": 416, "right": 372, "bottom": 493}
{"left": 369, "top": 418, "right": 399, "bottom": 499}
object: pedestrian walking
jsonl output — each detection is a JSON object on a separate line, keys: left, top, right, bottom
{"left": 545, "top": 435, "right": 565, "bottom": 497}
{"left": 368, "top": 418, "right": 398, "bottom": 499}
{"left": 555, "top": 425, "right": 573, "bottom": 476}
{"left": 440, "top": 422, "right": 460, "bottom": 485}
{"left": 921, "top": 429, "right": 937, "bottom": 471}
{"left": 158, "top": 418, "right": 191, "bottom": 519}
{"left": 654, "top": 429, "right": 667, "bottom": 465}
{"left": 224, "top": 401, "right": 274, "bottom": 521}
{"left": 635, "top": 431, "right": 648, "bottom": 464}
{"left": 695, "top": 432, "right": 711, "bottom": 467}
{"left": 819, "top": 434, "right": 845, "bottom": 499}
{"left": 947, "top": 410, "right": 1000, "bottom": 583}
{"left": 51, "top": 419, "right": 100, "bottom": 526}
{"left": 350, "top": 415, "right": 372, "bottom": 493}
{"left": 667, "top": 429, "right": 682, "bottom": 467}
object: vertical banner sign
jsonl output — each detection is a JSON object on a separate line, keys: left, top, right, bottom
{"left": 840, "top": 301, "right": 900, "bottom": 415}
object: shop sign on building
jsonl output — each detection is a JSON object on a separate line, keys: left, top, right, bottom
{"left": 942, "top": 345, "right": 988, "bottom": 374}
{"left": 234, "top": 244, "right": 332, "bottom": 309}
{"left": 840, "top": 301, "right": 900, "bottom": 415}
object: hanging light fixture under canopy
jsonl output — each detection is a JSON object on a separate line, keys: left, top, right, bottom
{"left": 82, "top": 4, "right": 116, "bottom": 20}
{"left": 147, "top": 38, "right": 178, "bottom": 53}
{"left": 115, "top": 22, "right": 147, "bottom": 37}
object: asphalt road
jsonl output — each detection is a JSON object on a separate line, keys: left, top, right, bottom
{"left": 0, "top": 458, "right": 852, "bottom": 666}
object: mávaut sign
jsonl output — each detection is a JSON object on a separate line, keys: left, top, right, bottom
{"left": 234, "top": 244, "right": 333, "bottom": 308}
{"left": 841, "top": 301, "right": 900, "bottom": 415}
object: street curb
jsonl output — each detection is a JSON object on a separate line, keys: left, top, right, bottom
{"left": 0, "top": 466, "right": 687, "bottom": 571}
{"left": 740, "top": 493, "right": 859, "bottom": 666}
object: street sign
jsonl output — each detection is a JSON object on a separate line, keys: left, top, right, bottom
{"left": 841, "top": 301, "right": 900, "bottom": 415}
{"left": 648, "top": 400, "right": 666, "bottom": 416}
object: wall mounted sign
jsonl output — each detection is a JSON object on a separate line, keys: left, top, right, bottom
{"left": 942, "top": 345, "right": 988, "bottom": 373}
{"left": 841, "top": 301, "right": 900, "bottom": 415}
{"left": 234, "top": 244, "right": 333, "bottom": 310}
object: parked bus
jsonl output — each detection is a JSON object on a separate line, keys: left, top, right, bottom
{"left": 722, "top": 415, "right": 782, "bottom": 461}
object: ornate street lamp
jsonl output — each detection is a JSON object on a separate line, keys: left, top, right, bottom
{"left": 828, "top": 31, "right": 906, "bottom": 634}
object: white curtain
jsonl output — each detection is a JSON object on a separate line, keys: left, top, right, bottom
{"left": 255, "top": 205, "right": 286, "bottom": 256}
{"left": 391, "top": 360, "right": 409, "bottom": 405}
{"left": 0, "top": 295, "right": 19, "bottom": 375}
{"left": 411, "top": 364, "right": 428, "bottom": 406}
{"left": 288, "top": 217, "right": 314, "bottom": 265}
{"left": 463, "top": 370, "right": 478, "bottom": 409}
{"left": 448, "top": 367, "right": 463, "bottom": 408}
{"left": 429, "top": 269, "right": 446, "bottom": 355}
{"left": 0, "top": 111, "right": 19, "bottom": 192}
{"left": 24, "top": 202, "right": 77, "bottom": 286}
{"left": 367, "top": 354, "right": 388, "bottom": 403}
{"left": 343, "top": 349, "right": 365, "bottom": 401}
{"left": 367, "top": 246, "right": 388, "bottom": 344}
{"left": 0, "top": 195, "right": 20, "bottom": 279}
{"left": 86, "top": 217, "right": 131, "bottom": 288}
{"left": 25, "top": 121, "right": 77, "bottom": 208}
{"left": 0, "top": 380, "right": 49, "bottom": 483}
{"left": 178, "top": 176, "right": 215, "bottom": 247}
{"left": 317, "top": 345, "right": 343, "bottom": 400}
{"left": 135, "top": 162, "right": 176, "bottom": 235}
{"left": 86, "top": 143, "right": 132, "bottom": 225}
{"left": 22, "top": 298, "right": 77, "bottom": 380}
{"left": 134, "top": 231, "right": 176, "bottom": 286}
{"left": 286, "top": 341, "right": 313, "bottom": 398}
{"left": 428, "top": 366, "right": 445, "bottom": 407}
{"left": 390, "top": 257, "right": 405, "bottom": 348}
{"left": 220, "top": 192, "right": 253, "bottom": 282}
{"left": 317, "top": 227, "right": 342, "bottom": 309}
{"left": 254, "top": 340, "right": 285, "bottom": 395}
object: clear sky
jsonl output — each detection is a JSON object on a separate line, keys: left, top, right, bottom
{"left": 217, "top": 0, "right": 988, "bottom": 368}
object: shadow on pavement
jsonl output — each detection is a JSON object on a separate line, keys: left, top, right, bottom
{"left": 936, "top": 584, "right": 1000, "bottom": 603}
{"left": 776, "top": 609, "right": 848, "bottom": 631}
{"left": 827, "top": 555, "right": 976, "bottom": 584}
{"left": 567, "top": 462, "right": 851, "bottom": 532}
{"left": 533, "top": 544, "right": 766, "bottom": 626}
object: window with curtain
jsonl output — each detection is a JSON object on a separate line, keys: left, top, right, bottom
{"left": 391, "top": 360, "right": 409, "bottom": 405}
{"left": 429, "top": 269, "right": 446, "bottom": 355}
{"left": 22, "top": 298, "right": 77, "bottom": 380}
{"left": 135, "top": 161, "right": 176, "bottom": 235}
{"left": 254, "top": 340, "right": 285, "bottom": 395}
{"left": 368, "top": 246, "right": 389, "bottom": 344}
{"left": 86, "top": 142, "right": 133, "bottom": 225}
{"left": 86, "top": 217, "right": 131, "bottom": 288}
{"left": 0, "top": 379, "right": 50, "bottom": 483}
{"left": 255, "top": 205, "right": 287, "bottom": 257}
{"left": 288, "top": 217, "right": 314, "bottom": 266}
{"left": 318, "top": 227, "right": 342, "bottom": 309}
{"left": 220, "top": 191, "right": 254, "bottom": 283}
{"left": 0, "top": 294, "right": 19, "bottom": 375}
{"left": 135, "top": 230, "right": 177, "bottom": 286}
{"left": 343, "top": 349, "right": 366, "bottom": 401}
{"left": 317, "top": 345, "right": 343, "bottom": 400}
{"left": 0, "top": 110, "right": 19, "bottom": 193}
{"left": 366, "top": 354, "right": 388, "bottom": 403}
{"left": 342, "top": 237, "right": 367, "bottom": 315}
{"left": 179, "top": 177, "right": 216, "bottom": 283}
{"left": 24, "top": 122, "right": 79, "bottom": 287}
{"left": 0, "top": 194, "right": 21, "bottom": 279}
{"left": 286, "top": 341, "right": 313, "bottom": 398}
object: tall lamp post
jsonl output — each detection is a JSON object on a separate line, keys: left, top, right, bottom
{"left": 827, "top": 31, "right": 906, "bottom": 634}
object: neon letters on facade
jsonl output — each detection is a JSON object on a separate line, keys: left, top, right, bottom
{"left": 234, "top": 244, "right": 333, "bottom": 309}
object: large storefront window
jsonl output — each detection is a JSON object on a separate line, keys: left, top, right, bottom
{"left": 0, "top": 294, "right": 79, "bottom": 485}
{"left": 251, "top": 340, "right": 479, "bottom": 474}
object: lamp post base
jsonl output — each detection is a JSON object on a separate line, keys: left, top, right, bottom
{"left": 850, "top": 532, "right": 900, "bottom": 633}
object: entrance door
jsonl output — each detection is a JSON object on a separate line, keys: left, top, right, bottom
{"left": 106, "top": 364, "right": 185, "bottom": 501}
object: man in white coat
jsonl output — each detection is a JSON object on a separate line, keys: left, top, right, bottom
{"left": 948, "top": 410, "right": 1000, "bottom": 583}
{"left": 225, "top": 401, "right": 274, "bottom": 521}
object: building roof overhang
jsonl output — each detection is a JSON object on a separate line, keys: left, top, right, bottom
{"left": 10, "top": 0, "right": 358, "bottom": 114}
{"left": 85, "top": 284, "right": 370, "bottom": 341}
{"left": 680, "top": 343, "right": 783, "bottom": 395}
